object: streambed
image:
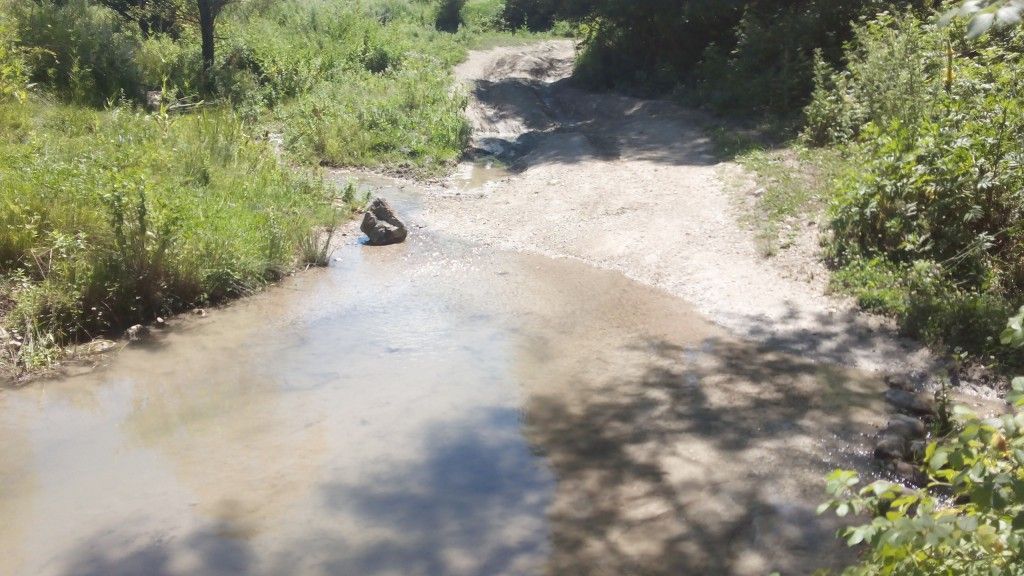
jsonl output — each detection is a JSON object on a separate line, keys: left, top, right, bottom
{"left": 0, "top": 174, "right": 884, "bottom": 576}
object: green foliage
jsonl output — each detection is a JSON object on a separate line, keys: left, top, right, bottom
{"left": 278, "top": 55, "right": 469, "bottom": 173}
{"left": 0, "top": 100, "right": 350, "bottom": 370}
{"left": 803, "top": 12, "right": 945, "bottom": 146}
{"left": 461, "top": 0, "right": 505, "bottom": 30}
{"left": 821, "top": 355, "right": 1024, "bottom": 574}
{"left": 815, "top": 8, "right": 1024, "bottom": 367}
{"left": 1003, "top": 306, "right": 1024, "bottom": 348}
{"left": 8, "top": 0, "right": 472, "bottom": 172}
{"left": 9, "top": 0, "right": 200, "bottom": 106}
{"left": 532, "top": 0, "right": 931, "bottom": 114}
{"left": 0, "top": 12, "right": 27, "bottom": 103}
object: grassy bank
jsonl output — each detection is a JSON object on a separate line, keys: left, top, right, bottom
{"left": 0, "top": 0, "right": 546, "bottom": 377}
{"left": 0, "top": 100, "right": 354, "bottom": 372}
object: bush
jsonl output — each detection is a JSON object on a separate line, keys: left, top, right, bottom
{"left": 555, "top": 0, "right": 932, "bottom": 113}
{"left": 9, "top": 0, "right": 200, "bottom": 106}
{"left": 6, "top": 0, "right": 471, "bottom": 172}
{"left": 0, "top": 13, "right": 26, "bottom": 102}
{"left": 803, "top": 11, "right": 946, "bottom": 146}
{"left": 819, "top": 10, "right": 1024, "bottom": 366}
{"left": 461, "top": 0, "right": 505, "bottom": 31}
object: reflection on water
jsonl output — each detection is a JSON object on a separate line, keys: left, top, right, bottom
{"left": 0, "top": 175, "right": 885, "bottom": 576}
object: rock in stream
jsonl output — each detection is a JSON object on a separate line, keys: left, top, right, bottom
{"left": 361, "top": 197, "right": 408, "bottom": 246}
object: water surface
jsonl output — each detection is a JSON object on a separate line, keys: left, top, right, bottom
{"left": 0, "top": 175, "right": 882, "bottom": 576}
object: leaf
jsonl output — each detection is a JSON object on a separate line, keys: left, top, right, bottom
{"left": 957, "top": 515, "right": 979, "bottom": 531}
{"left": 930, "top": 448, "right": 949, "bottom": 471}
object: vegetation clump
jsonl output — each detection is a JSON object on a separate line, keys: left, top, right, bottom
{"left": 806, "top": 8, "right": 1024, "bottom": 368}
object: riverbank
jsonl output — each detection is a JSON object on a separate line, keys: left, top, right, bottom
{"left": 0, "top": 0, "right": 548, "bottom": 382}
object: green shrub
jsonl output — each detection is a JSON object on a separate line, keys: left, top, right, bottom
{"left": 819, "top": 11, "right": 1024, "bottom": 365}
{"left": 553, "top": 1, "right": 933, "bottom": 113}
{"left": 461, "top": 0, "right": 505, "bottom": 31}
{"left": 279, "top": 54, "right": 469, "bottom": 174}
{"left": 803, "top": 11, "right": 947, "bottom": 146}
{"left": 0, "top": 12, "right": 26, "bottom": 102}
{"left": 8, "top": 0, "right": 200, "bottom": 106}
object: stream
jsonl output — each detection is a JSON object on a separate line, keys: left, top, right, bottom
{"left": 0, "top": 172, "right": 883, "bottom": 575}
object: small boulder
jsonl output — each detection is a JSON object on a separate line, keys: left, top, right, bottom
{"left": 884, "top": 374, "right": 915, "bottom": 391}
{"left": 909, "top": 440, "right": 927, "bottom": 463}
{"left": 82, "top": 339, "right": 118, "bottom": 355}
{"left": 874, "top": 434, "right": 909, "bottom": 461}
{"left": 361, "top": 198, "right": 408, "bottom": 246}
{"left": 880, "top": 415, "right": 928, "bottom": 441}
{"left": 885, "top": 389, "right": 935, "bottom": 417}
{"left": 888, "top": 460, "right": 928, "bottom": 487}
{"left": 146, "top": 90, "right": 163, "bottom": 111}
{"left": 125, "top": 324, "right": 150, "bottom": 343}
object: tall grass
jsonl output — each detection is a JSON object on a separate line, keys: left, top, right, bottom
{"left": 8, "top": 0, "right": 475, "bottom": 174}
{"left": 0, "top": 0, "right": 534, "bottom": 375}
{"left": 0, "top": 100, "right": 350, "bottom": 371}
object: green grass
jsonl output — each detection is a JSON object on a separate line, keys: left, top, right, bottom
{"left": 710, "top": 125, "right": 848, "bottom": 258}
{"left": 0, "top": 99, "right": 358, "bottom": 374}
{"left": 0, "top": 0, "right": 566, "bottom": 376}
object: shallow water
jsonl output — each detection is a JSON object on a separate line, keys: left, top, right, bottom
{"left": 0, "top": 175, "right": 883, "bottom": 576}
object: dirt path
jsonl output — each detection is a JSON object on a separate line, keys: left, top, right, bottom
{"left": 429, "top": 40, "right": 934, "bottom": 376}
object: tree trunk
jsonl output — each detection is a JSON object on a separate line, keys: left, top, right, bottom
{"left": 198, "top": 0, "right": 216, "bottom": 93}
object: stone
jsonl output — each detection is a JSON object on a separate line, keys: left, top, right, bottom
{"left": 884, "top": 374, "right": 915, "bottom": 391}
{"left": 360, "top": 198, "right": 408, "bottom": 246}
{"left": 885, "top": 388, "right": 935, "bottom": 417}
{"left": 82, "top": 339, "right": 118, "bottom": 355}
{"left": 874, "top": 434, "right": 908, "bottom": 461}
{"left": 125, "top": 324, "right": 150, "bottom": 342}
{"left": 889, "top": 460, "right": 928, "bottom": 487}
{"left": 880, "top": 415, "right": 928, "bottom": 440}
{"left": 909, "top": 440, "right": 927, "bottom": 463}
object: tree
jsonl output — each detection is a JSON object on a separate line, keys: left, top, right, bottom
{"left": 91, "top": 0, "right": 235, "bottom": 93}
{"left": 94, "top": 0, "right": 184, "bottom": 37}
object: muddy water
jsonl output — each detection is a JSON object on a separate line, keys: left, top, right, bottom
{"left": 1, "top": 176, "right": 883, "bottom": 576}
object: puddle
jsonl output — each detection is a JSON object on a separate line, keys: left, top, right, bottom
{"left": 449, "top": 160, "right": 512, "bottom": 191}
{"left": 0, "top": 175, "right": 883, "bottom": 576}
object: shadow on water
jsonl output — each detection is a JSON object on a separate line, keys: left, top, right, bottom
{"left": 522, "top": 337, "right": 879, "bottom": 575}
{"left": 2, "top": 171, "right": 889, "bottom": 576}
{"left": 49, "top": 333, "right": 881, "bottom": 576}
